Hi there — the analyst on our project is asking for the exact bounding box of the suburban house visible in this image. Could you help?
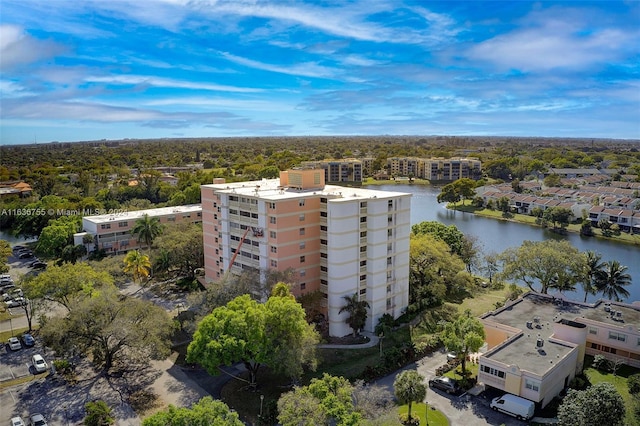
[0,181,32,198]
[200,169,411,337]
[479,293,640,408]
[78,205,202,254]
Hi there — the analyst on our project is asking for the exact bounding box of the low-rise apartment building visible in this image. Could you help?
[386,157,482,181]
[79,205,202,254]
[201,169,411,337]
[479,293,640,408]
[300,159,364,183]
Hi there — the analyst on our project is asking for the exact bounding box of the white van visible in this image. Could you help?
[490,393,535,420]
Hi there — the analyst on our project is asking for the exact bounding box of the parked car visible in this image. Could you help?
[22,333,35,347]
[0,274,12,283]
[29,414,47,426]
[32,354,48,373]
[30,261,47,270]
[7,336,22,351]
[10,416,25,426]
[1,283,16,291]
[428,376,461,394]
[490,393,535,421]
[18,251,34,259]
[6,297,27,308]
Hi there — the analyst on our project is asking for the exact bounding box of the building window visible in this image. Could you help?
[270,246,277,253]
[359,288,366,295]
[268,202,276,209]
[119,221,128,228]
[589,327,598,335]
[299,200,305,207]
[360,274,366,281]
[360,217,367,223]
[300,283,306,290]
[299,228,305,235]
[320,211,327,217]
[300,255,305,263]
[609,331,627,342]
[320,225,327,231]
[101,224,111,230]
[300,242,306,249]
[230,196,238,202]
[320,197,327,203]
[360,231,367,238]
[300,270,306,277]
[360,246,367,253]
[320,239,327,245]
[388,215,393,223]
[387,229,393,237]
[388,200,393,208]
[230,209,238,215]
[387,298,392,308]
[270,231,276,238]
[360,202,367,208]
[270,217,276,224]
[360,260,366,267]
[320,252,327,258]
[480,365,506,379]
[525,379,540,392]
[387,285,391,293]
[299,214,305,221]
[270,260,277,267]
[387,257,392,265]
[321,279,328,285]
[321,266,328,272]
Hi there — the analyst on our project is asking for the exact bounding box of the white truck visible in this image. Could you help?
[490,393,535,421]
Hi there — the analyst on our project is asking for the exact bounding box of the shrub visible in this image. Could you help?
[84,400,114,426]
[398,413,420,426]
[592,355,611,372]
[629,374,640,395]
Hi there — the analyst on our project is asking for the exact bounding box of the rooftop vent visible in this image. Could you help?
[536,338,544,348]
[604,305,611,312]
[526,320,533,329]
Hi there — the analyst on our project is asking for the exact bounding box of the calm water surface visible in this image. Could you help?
[374,184,640,303]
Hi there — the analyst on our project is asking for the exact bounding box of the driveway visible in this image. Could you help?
[375,349,527,426]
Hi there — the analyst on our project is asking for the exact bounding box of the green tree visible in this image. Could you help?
[84,400,114,426]
[153,222,203,279]
[544,173,562,187]
[18,276,48,332]
[28,262,114,311]
[41,287,173,371]
[409,233,466,310]
[411,221,466,256]
[0,239,11,273]
[440,311,485,374]
[542,207,573,230]
[499,240,583,294]
[123,250,151,284]
[557,383,625,426]
[131,214,163,252]
[394,370,426,422]
[437,183,460,206]
[37,215,81,258]
[339,293,370,337]
[453,178,477,201]
[187,285,319,388]
[278,388,328,426]
[142,397,243,426]
[596,260,632,301]
[581,251,605,302]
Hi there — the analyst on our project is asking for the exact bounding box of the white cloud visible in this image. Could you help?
[220,52,340,79]
[84,75,263,93]
[0,25,66,71]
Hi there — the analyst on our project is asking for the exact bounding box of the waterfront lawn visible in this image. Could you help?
[398,403,449,426]
[445,285,515,317]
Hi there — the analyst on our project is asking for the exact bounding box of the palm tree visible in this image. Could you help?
[596,260,631,302]
[131,214,163,252]
[123,250,152,284]
[339,293,370,337]
[394,370,426,423]
[582,251,605,302]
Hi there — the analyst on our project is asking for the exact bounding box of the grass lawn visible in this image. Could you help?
[0,325,29,341]
[445,286,514,317]
[398,403,449,426]
[584,361,639,426]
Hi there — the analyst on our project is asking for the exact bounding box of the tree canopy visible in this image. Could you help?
[123,250,151,284]
[131,213,163,251]
[41,286,173,371]
[153,222,203,279]
[394,370,427,422]
[411,221,466,257]
[142,397,243,426]
[28,262,114,310]
[440,311,485,374]
[187,284,319,387]
[499,240,584,294]
[557,382,625,426]
[339,293,370,337]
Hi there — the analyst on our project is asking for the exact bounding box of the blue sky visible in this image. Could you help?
[1,1,639,145]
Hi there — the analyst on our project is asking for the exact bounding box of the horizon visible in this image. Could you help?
[1,1,639,145]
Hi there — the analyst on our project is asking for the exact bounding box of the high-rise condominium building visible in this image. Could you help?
[201,169,411,337]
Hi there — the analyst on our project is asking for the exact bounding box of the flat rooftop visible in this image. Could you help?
[203,179,411,202]
[83,204,202,224]
[481,293,640,375]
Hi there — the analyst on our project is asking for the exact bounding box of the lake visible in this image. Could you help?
[373,184,640,303]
